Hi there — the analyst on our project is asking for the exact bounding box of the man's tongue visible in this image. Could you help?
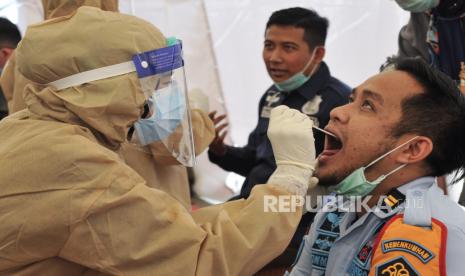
[320,149,339,157]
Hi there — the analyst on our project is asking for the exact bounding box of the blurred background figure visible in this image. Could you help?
[388,0,465,206]
[0,17,20,120]
[394,0,465,85]
[0,18,19,70]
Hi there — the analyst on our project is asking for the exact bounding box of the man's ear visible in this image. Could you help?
[396,136,433,164]
[4,48,13,59]
[314,46,325,64]
[0,48,14,68]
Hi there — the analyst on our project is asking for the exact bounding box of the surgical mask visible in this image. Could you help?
[134,81,186,145]
[395,0,439,12]
[335,136,419,196]
[274,47,320,92]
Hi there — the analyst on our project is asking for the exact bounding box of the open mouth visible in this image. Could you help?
[319,130,343,162]
[326,134,342,151]
[270,69,287,78]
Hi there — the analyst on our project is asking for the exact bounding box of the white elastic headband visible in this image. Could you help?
[48,61,136,91]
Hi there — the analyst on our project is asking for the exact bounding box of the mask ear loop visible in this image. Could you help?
[366,136,420,168]
[366,136,419,182]
[373,163,408,183]
[302,47,320,76]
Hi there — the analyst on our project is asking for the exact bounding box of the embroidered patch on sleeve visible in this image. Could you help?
[311,232,337,271]
[376,256,419,276]
[381,239,434,264]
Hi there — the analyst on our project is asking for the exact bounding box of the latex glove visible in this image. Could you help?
[267,105,317,196]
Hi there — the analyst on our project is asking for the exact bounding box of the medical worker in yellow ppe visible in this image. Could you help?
[0,7,318,275]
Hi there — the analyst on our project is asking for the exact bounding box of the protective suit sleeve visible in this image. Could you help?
[148,108,215,165]
[59,172,302,275]
[191,184,302,275]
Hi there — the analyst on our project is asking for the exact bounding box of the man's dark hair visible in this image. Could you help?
[265,7,328,49]
[391,57,465,181]
[0,17,21,49]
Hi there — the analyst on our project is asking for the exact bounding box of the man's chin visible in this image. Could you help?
[317,176,341,187]
[315,169,344,187]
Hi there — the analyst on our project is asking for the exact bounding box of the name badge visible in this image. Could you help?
[261,91,282,118]
[261,106,272,118]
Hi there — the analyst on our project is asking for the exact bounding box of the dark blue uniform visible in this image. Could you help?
[208,62,350,199]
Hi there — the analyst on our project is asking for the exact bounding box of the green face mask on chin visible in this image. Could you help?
[335,136,419,197]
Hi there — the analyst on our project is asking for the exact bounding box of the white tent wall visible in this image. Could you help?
[6,0,409,203]
[14,0,43,35]
[0,1,19,27]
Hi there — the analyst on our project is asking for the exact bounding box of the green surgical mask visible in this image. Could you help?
[274,47,320,92]
[335,136,419,196]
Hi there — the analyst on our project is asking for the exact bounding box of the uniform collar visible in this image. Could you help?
[396,176,435,194]
[271,61,331,100]
[372,176,436,219]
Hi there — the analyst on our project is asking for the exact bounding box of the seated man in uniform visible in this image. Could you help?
[288,57,465,275]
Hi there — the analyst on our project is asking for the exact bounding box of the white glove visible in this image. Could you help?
[267,105,317,196]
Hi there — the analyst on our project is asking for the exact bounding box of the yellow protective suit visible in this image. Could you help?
[0,7,301,275]
[0,0,215,210]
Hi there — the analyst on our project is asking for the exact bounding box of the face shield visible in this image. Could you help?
[132,39,195,166]
[48,38,195,166]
